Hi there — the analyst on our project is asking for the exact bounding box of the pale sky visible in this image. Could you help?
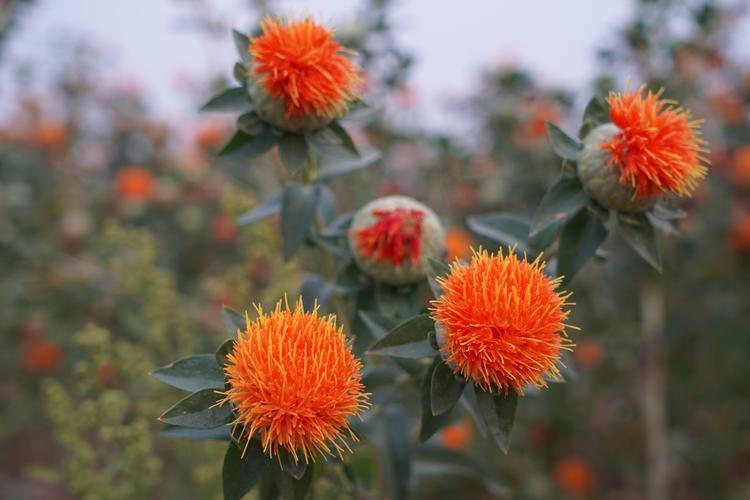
[1,0,747,134]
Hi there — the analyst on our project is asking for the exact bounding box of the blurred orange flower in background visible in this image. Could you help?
[195,120,228,150]
[116,167,155,201]
[22,339,63,374]
[440,419,473,451]
[730,146,750,189]
[211,213,238,244]
[729,206,750,253]
[553,457,596,496]
[32,121,67,150]
[444,226,473,261]
[574,339,604,370]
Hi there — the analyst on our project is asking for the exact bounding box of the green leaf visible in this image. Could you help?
[652,203,686,220]
[233,63,246,85]
[466,212,532,253]
[316,148,381,182]
[530,176,589,236]
[281,183,319,261]
[237,193,282,226]
[278,449,307,480]
[557,208,607,284]
[159,389,231,429]
[474,387,518,453]
[341,99,379,122]
[326,121,359,157]
[358,311,396,340]
[237,112,265,136]
[202,87,251,113]
[216,339,236,368]
[420,357,454,442]
[368,407,412,500]
[152,354,225,393]
[278,134,310,173]
[219,127,278,158]
[222,306,245,337]
[367,314,435,358]
[618,213,662,272]
[527,220,562,252]
[162,425,230,440]
[578,96,610,139]
[426,258,451,297]
[430,360,466,416]
[223,441,265,500]
[232,29,250,62]
[545,122,580,160]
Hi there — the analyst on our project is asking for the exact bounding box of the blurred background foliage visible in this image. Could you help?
[1,0,749,499]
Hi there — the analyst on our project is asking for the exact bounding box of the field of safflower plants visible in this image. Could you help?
[1,1,750,499]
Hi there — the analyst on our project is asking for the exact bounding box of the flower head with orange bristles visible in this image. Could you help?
[430,248,574,394]
[222,299,368,463]
[602,87,708,198]
[246,17,361,132]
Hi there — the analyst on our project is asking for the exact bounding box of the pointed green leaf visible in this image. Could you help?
[467,212,532,253]
[278,134,310,173]
[367,314,435,358]
[557,208,607,284]
[237,112,265,136]
[326,121,359,157]
[281,183,318,260]
[162,425,230,440]
[578,96,610,139]
[368,407,412,500]
[426,258,451,297]
[430,360,466,416]
[152,354,224,393]
[420,357,453,441]
[237,193,282,226]
[278,449,307,480]
[159,388,231,429]
[316,147,381,182]
[222,306,245,337]
[216,339,236,368]
[219,127,278,158]
[232,29,250,62]
[202,87,251,113]
[546,122,580,160]
[474,387,518,453]
[530,176,589,236]
[618,213,662,272]
[223,441,265,500]
[358,311,396,340]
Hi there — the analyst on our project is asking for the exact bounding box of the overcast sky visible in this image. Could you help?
[1,0,747,133]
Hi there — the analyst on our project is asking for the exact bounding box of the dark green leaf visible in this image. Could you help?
[219,127,278,158]
[326,121,359,157]
[368,407,412,500]
[237,193,282,226]
[162,425,230,440]
[430,360,466,416]
[578,96,610,139]
[233,63,246,85]
[459,387,487,437]
[222,306,245,337]
[557,208,607,284]
[466,212,532,253]
[316,148,381,182]
[367,314,435,358]
[426,258,451,297]
[216,339,236,368]
[281,183,319,260]
[315,184,337,226]
[237,112,265,136]
[152,354,225,393]
[546,122,580,160]
[341,99,379,122]
[527,220,561,252]
[259,469,279,500]
[278,134,310,173]
[201,87,251,113]
[299,274,338,311]
[159,388,231,429]
[358,311,396,340]
[475,387,518,453]
[223,441,264,500]
[618,213,662,272]
[232,29,250,62]
[646,212,678,236]
[530,176,588,236]
[420,357,453,441]
[652,203,686,220]
[278,449,307,480]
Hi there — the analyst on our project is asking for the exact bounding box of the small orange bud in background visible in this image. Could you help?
[444,227,473,261]
[573,340,604,370]
[116,167,154,201]
[195,120,227,150]
[729,206,750,253]
[730,146,750,189]
[440,419,473,451]
[32,121,67,150]
[553,457,596,496]
[211,213,238,244]
[22,339,63,374]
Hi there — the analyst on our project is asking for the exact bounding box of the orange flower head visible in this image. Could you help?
[116,167,154,201]
[249,17,361,120]
[222,299,368,463]
[356,207,425,267]
[440,419,473,451]
[431,248,574,393]
[602,86,708,199]
[553,457,596,496]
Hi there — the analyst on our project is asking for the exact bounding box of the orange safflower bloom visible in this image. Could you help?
[116,167,154,201]
[250,17,361,119]
[440,419,473,451]
[22,339,63,374]
[444,227,473,261]
[355,207,425,267]
[730,146,750,189]
[553,457,596,496]
[602,87,708,199]
[431,248,574,393]
[222,299,368,463]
